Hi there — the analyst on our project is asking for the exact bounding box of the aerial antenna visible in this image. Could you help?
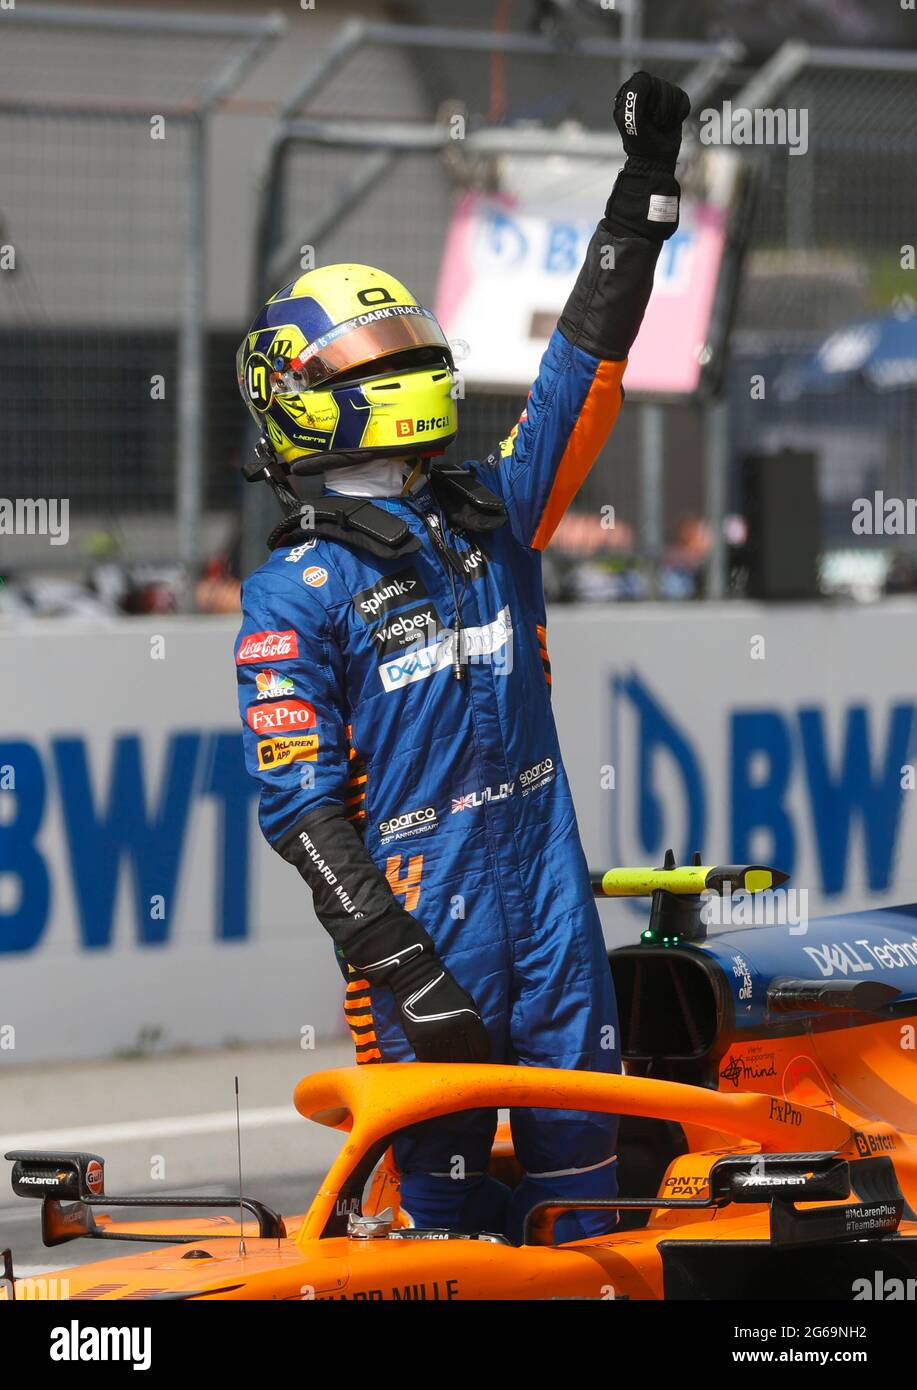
[234,1075,246,1258]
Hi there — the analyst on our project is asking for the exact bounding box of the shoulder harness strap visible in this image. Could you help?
[268,496,421,560]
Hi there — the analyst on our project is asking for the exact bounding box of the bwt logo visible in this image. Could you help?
[609,671,915,900]
[0,733,258,954]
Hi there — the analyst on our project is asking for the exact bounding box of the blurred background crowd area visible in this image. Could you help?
[2,0,917,616]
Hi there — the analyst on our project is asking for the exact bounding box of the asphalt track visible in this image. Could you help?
[0,1039,355,1275]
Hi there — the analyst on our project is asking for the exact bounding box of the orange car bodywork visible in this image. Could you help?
[7,1024,917,1301]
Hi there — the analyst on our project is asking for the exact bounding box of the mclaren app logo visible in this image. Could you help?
[256,734,320,770]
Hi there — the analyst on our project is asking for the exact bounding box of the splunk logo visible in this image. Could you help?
[0,732,258,954]
[609,670,916,901]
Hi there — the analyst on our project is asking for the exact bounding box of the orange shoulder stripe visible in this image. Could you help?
[530,357,626,551]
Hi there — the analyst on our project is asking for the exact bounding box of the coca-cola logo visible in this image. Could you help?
[247,699,316,734]
[236,629,299,665]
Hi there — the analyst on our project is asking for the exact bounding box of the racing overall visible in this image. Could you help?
[236,159,679,1239]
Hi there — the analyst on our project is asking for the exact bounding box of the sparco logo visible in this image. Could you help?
[354,568,427,622]
[520,757,554,787]
[768,1098,802,1127]
[237,630,299,664]
[624,88,638,136]
[379,806,438,842]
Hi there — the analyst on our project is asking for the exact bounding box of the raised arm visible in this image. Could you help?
[484,71,690,550]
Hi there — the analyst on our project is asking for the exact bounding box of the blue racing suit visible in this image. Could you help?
[236,208,668,1241]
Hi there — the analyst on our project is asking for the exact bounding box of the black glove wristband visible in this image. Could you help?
[606,156,681,243]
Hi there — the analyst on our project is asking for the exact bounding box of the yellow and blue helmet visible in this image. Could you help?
[237,264,457,475]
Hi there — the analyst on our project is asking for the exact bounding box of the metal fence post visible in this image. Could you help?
[176,112,207,599]
[705,397,729,600]
[640,402,664,599]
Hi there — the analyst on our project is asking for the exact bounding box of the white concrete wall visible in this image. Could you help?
[2,600,916,1062]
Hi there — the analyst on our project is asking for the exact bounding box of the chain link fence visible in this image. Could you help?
[244,21,736,577]
[5,12,917,592]
[724,46,917,553]
[0,3,282,583]
[251,26,917,591]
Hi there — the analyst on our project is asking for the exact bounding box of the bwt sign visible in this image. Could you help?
[609,671,917,904]
[0,732,257,954]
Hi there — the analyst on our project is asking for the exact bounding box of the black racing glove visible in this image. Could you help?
[614,70,690,171]
[607,70,690,243]
[279,808,490,1064]
[353,935,491,1065]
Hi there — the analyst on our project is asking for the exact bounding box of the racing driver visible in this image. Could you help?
[235,72,689,1241]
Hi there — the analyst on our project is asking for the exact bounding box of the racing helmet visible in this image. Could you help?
[237,264,457,476]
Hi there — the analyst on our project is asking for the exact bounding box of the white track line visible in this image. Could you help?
[1,1104,299,1151]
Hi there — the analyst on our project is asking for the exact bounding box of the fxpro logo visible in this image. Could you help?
[608,670,916,905]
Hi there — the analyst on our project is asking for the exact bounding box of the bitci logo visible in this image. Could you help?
[396,419,414,437]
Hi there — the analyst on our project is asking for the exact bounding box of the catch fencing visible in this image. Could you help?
[0,2,283,580]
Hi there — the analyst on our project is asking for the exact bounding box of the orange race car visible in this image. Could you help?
[4,859,917,1302]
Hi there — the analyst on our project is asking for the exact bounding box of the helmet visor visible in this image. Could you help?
[273,304,451,396]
